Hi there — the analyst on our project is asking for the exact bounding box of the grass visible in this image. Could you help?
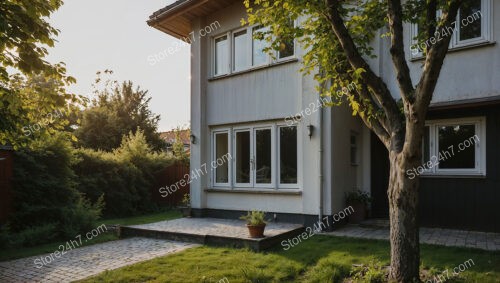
[0,210,181,262]
[80,235,500,283]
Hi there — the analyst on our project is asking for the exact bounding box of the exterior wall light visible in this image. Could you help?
[307,124,314,139]
[190,134,196,144]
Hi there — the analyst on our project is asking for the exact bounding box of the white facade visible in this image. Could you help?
[153,0,499,222]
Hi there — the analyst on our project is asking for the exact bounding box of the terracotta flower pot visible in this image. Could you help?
[348,202,367,224]
[246,224,266,238]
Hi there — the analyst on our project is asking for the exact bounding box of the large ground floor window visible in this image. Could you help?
[422,117,486,176]
[211,123,299,189]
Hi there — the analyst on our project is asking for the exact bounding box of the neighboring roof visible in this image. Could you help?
[160,129,191,145]
[148,0,238,39]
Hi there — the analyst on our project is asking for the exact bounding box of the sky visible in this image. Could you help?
[46,0,189,132]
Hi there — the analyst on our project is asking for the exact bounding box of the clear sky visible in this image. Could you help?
[46,0,189,132]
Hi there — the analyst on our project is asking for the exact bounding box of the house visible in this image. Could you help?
[160,129,191,154]
[148,0,500,232]
[0,145,14,224]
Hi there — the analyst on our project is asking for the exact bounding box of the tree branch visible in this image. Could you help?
[387,0,415,105]
[325,0,404,149]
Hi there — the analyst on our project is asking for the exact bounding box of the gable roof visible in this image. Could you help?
[148,0,238,39]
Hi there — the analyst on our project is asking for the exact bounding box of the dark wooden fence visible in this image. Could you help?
[0,147,14,224]
[152,162,190,207]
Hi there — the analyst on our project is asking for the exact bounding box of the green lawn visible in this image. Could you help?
[0,210,181,262]
[80,235,500,283]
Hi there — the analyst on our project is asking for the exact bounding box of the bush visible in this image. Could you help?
[73,130,174,217]
[6,134,103,248]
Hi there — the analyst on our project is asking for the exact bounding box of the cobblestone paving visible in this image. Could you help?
[323,225,500,251]
[130,217,303,239]
[0,237,197,283]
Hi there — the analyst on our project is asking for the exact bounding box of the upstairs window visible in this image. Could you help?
[214,35,229,75]
[410,0,491,58]
[212,24,296,77]
[233,29,249,71]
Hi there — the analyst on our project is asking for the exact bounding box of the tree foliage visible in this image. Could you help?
[75,71,165,151]
[0,0,78,147]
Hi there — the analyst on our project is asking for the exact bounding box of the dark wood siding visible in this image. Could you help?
[370,105,500,232]
[420,105,500,232]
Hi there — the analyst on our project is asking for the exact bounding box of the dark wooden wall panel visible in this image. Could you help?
[371,105,500,232]
[0,149,14,224]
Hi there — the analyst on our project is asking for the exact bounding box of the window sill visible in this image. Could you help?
[205,187,302,195]
[420,173,486,179]
[410,40,496,62]
[209,58,299,81]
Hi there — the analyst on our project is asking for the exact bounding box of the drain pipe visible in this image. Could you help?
[317,71,326,229]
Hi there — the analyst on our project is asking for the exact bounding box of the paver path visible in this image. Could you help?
[0,237,197,283]
[323,225,500,251]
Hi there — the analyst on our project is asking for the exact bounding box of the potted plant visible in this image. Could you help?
[240,210,267,238]
[345,190,372,224]
[179,193,191,217]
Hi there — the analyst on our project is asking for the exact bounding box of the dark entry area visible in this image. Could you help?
[370,133,389,218]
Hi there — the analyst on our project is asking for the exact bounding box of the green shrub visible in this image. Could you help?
[7,134,103,248]
[73,130,174,217]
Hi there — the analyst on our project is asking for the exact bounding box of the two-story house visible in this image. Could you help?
[148,0,499,232]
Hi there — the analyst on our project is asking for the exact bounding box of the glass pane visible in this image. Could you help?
[236,131,250,183]
[423,126,430,163]
[438,124,476,169]
[252,26,268,66]
[255,129,272,184]
[233,30,248,71]
[215,36,228,75]
[215,133,229,183]
[280,126,297,184]
[278,38,294,59]
[459,0,482,41]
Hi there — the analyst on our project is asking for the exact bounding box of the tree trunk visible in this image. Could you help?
[388,150,420,282]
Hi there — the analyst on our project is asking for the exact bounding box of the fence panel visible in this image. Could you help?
[152,163,190,207]
[0,149,13,224]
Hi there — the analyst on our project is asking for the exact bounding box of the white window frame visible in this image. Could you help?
[422,117,486,177]
[251,25,271,67]
[253,126,276,188]
[211,23,296,77]
[232,27,251,72]
[410,0,492,59]
[212,129,231,187]
[233,127,253,188]
[454,0,492,48]
[277,124,300,189]
[212,33,230,76]
[210,123,300,189]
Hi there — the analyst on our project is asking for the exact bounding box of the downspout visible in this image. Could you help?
[318,70,326,228]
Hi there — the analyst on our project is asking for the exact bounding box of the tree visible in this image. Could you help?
[245,0,465,281]
[75,71,166,151]
[0,0,75,147]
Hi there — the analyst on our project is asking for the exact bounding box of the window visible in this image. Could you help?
[214,132,229,185]
[422,118,486,176]
[252,26,269,66]
[233,30,249,71]
[211,124,298,189]
[214,35,229,75]
[255,128,272,184]
[410,0,491,58]
[279,126,298,185]
[212,24,295,76]
[235,130,251,185]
